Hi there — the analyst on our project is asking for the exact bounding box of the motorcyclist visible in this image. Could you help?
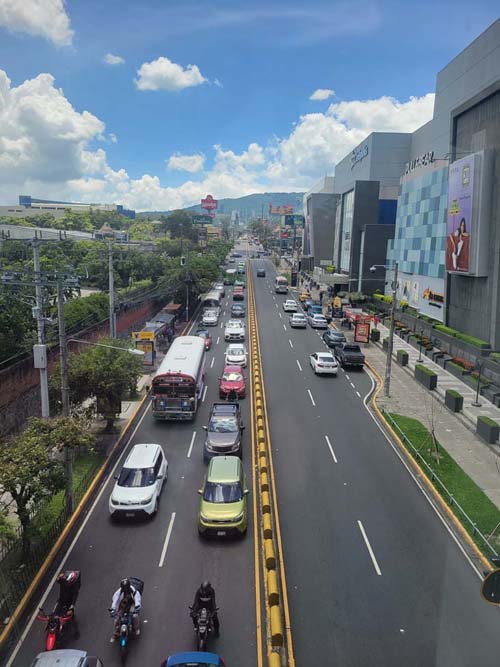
[190,581,219,636]
[53,570,81,616]
[109,578,141,643]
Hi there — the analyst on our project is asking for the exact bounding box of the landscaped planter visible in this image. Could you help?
[445,389,463,413]
[370,328,380,343]
[414,363,437,390]
[397,349,409,367]
[477,416,500,444]
[446,361,467,380]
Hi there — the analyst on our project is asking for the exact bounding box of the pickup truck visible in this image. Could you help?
[335,343,365,369]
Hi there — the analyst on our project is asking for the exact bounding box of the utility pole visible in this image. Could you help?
[57,278,74,514]
[32,239,50,417]
[108,240,116,338]
[384,262,399,398]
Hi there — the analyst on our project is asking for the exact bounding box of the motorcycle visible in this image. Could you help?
[191,606,217,651]
[36,607,76,651]
[110,576,144,665]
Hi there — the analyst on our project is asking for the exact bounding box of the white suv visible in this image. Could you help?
[225,319,245,341]
[109,443,168,518]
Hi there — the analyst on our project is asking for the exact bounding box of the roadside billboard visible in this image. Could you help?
[446,155,473,273]
[354,322,370,343]
[201,194,218,211]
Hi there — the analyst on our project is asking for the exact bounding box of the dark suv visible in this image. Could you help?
[231,303,246,317]
[203,403,244,463]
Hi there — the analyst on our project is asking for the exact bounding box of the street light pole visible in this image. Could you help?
[471,361,483,407]
[32,240,50,417]
[384,261,399,398]
[57,278,73,514]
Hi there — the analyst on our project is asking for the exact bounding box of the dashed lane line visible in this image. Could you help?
[325,435,338,463]
[296,360,303,371]
[202,385,208,402]
[158,512,177,567]
[307,389,316,407]
[187,430,196,458]
[357,520,382,576]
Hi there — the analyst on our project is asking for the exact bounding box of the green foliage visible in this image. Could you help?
[0,417,94,543]
[490,352,500,362]
[446,389,463,399]
[399,299,408,309]
[348,292,366,304]
[64,292,109,332]
[478,416,499,428]
[434,324,490,349]
[0,291,34,364]
[373,293,393,303]
[435,324,458,336]
[415,363,437,377]
[66,338,143,430]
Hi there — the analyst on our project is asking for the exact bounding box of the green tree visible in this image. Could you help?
[66,338,143,431]
[0,416,94,550]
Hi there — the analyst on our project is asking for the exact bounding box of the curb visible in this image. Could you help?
[365,359,492,572]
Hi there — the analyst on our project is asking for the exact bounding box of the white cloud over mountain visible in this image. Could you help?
[135,56,208,91]
[0,0,73,46]
[0,67,435,211]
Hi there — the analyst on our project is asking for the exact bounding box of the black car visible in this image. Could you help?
[322,329,347,349]
[257,268,266,277]
[203,402,244,463]
[231,304,246,317]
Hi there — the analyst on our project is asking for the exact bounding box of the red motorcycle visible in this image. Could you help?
[36,607,76,651]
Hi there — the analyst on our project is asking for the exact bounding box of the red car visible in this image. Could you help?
[195,328,212,350]
[219,365,246,399]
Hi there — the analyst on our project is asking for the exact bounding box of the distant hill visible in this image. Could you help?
[137,192,304,220]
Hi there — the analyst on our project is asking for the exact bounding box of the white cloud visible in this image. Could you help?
[109,133,118,144]
[103,53,125,66]
[167,152,205,173]
[0,0,73,46]
[310,88,335,101]
[213,78,223,88]
[135,56,208,92]
[0,66,436,212]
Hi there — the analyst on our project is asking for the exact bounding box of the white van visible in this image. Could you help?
[109,443,168,518]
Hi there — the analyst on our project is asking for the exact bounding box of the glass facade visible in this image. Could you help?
[340,189,354,272]
[387,166,448,278]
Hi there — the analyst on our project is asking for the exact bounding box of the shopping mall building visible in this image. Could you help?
[308,19,500,347]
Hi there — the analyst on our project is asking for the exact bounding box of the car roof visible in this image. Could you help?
[165,651,222,666]
[312,313,326,318]
[31,650,89,667]
[124,443,161,469]
[196,328,209,334]
[227,343,244,349]
[207,455,242,483]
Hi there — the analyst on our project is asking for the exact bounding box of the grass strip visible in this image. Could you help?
[385,413,500,557]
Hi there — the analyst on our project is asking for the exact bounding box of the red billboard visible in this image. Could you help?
[201,194,218,211]
[354,322,370,343]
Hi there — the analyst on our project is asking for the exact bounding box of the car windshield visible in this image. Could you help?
[196,331,208,338]
[118,467,155,487]
[209,416,239,433]
[203,482,242,503]
[228,347,244,355]
[318,354,334,363]
[222,371,243,382]
[345,345,361,352]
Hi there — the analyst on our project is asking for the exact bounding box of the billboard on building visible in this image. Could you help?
[445,150,493,277]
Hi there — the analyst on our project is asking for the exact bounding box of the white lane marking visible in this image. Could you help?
[275,303,278,309]
[296,360,303,371]
[345,374,350,380]
[159,512,177,567]
[356,390,361,398]
[5,401,151,667]
[325,435,338,463]
[202,385,208,402]
[216,336,220,345]
[220,321,224,329]
[357,520,382,576]
[210,357,215,368]
[350,381,355,388]
[361,369,483,579]
[289,339,294,349]
[279,312,282,318]
[283,324,287,331]
[187,431,197,458]
[307,389,316,406]
[273,296,276,300]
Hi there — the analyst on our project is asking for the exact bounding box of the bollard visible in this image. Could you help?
[268,652,281,667]
[262,512,272,539]
[267,569,279,606]
[264,538,276,569]
[270,606,283,647]
[261,491,271,513]
[259,456,268,474]
[261,472,269,492]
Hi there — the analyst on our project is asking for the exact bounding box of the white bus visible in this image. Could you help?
[275,275,288,294]
[201,290,222,317]
[151,336,206,420]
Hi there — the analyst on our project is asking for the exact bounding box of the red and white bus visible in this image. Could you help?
[151,336,206,420]
[274,275,288,294]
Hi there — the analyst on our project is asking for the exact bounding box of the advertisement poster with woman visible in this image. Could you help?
[446,155,474,273]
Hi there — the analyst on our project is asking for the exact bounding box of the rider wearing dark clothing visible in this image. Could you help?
[54,571,81,616]
[191,581,219,636]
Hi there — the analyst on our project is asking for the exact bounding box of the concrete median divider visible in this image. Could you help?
[270,605,284,647]
[264,539,276,569]
[268,651,281,667]
[259,456,268,474]
[261,490,271,513]
[261,472,269,492]
[267,569,280,606]
[263,513,273,539]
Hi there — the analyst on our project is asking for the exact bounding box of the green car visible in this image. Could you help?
[198,456,249,537]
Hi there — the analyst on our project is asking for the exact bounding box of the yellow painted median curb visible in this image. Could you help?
[267,569,280,606]
[268,652,281,667]
[270,605,284,647]
[263,512,273,539]
[261,491,271,514]
[264,539,276,570]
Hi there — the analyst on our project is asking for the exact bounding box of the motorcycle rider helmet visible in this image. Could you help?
[120,578,132,593]
[200,581,212,595]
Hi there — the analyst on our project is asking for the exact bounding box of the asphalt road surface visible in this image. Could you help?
[251,256,500,667]
[10,272,258,666]
[10,239,500,667]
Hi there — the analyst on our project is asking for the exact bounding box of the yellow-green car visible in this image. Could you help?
[198,456,248,537]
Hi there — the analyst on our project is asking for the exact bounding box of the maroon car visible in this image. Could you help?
[195,328,212,351]
[219,365,246,399]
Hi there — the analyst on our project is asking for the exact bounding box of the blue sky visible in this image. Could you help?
[0,0,498,210]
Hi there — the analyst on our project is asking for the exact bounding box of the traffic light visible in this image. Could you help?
[180,256,186,267]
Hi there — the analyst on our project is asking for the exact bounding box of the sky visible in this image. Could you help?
[0,1,498,211]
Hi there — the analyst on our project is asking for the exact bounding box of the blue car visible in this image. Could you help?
[164,651,225,667]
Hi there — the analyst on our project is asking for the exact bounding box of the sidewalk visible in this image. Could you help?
[358,328,500,511]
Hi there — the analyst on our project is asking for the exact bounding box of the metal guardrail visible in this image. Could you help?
[384,411,499,557]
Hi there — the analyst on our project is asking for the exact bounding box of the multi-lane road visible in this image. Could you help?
[9,242,500,666]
